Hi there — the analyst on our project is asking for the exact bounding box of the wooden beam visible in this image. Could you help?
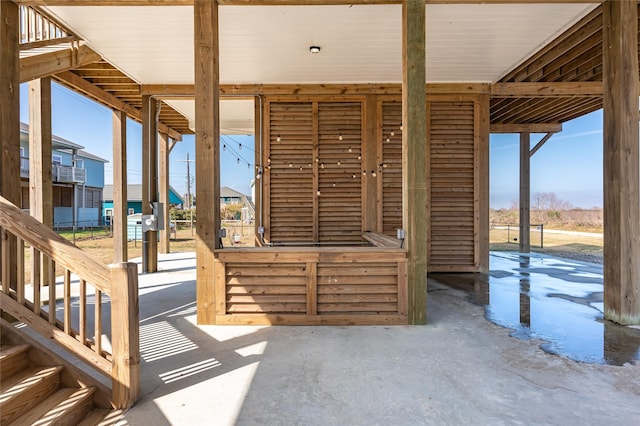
[194,0,220,325]
[519,132,530,253]
[54,71,182,141]
[491,82,604,97]
[1,0,20,290]
[28,78,53,228]
[477,94,490,273]
[490,123,562,133]
[0,0,20,206]
[363,95,378,232]
[141,83,490,96]
[603,0,640,325]
[141,95,158,273]
[16,1,607,6]
[402,0,427,325]
[20,44,100,83]
[159,132,170,254]
[112,109,127,263]
[529,131,554,157]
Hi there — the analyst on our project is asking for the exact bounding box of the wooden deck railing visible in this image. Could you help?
[0,196,139,409]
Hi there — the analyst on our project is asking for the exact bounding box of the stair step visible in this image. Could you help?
[0,365,63,425]
[78,408,123,426]
[0,344,31,379]
[16,386,96,426]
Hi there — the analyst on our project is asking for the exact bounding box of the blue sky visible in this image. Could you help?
[490,110,603,209]
[20,82,603,208]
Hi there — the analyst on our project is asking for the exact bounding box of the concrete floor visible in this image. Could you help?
[119,252,640,425]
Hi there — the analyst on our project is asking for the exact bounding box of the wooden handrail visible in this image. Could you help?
[0,195,139,409]
[0,195,109,291]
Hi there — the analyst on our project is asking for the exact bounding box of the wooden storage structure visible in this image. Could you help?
[213,246,407,325]
[260,93,488,269]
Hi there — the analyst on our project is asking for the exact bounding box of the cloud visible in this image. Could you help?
[549,129,603,141]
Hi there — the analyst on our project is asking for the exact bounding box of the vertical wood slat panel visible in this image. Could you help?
[380,101,403,237]
[95,289,102,355]
[16,238,24,303]
[317,102,363,242]
[47,258,55,324]
[79,278,86,345]
[428,100,476,270]
[267,102,314,242]
[32,248,40,314]
[64,268,71,334]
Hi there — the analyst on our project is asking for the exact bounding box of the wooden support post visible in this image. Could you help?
[402,0,427,325]
[141,95,158,272]
[29,77,53,289]
[109,262,140,409]
[476,94,490,272]
[519,132,530,253]
[0,1,20,289]
[112,109,127,263]
[28,77,53,229]
[159,133,170,254]
[603,0,640,325]
[194,0,220,324]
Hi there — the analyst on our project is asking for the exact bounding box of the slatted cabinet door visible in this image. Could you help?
[427,99,477,271]
[379,100,403,237]
[266,102,314,242]
[317,102,363,242]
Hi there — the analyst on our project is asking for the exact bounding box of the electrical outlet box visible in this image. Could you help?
[141,215,158,232]
[152,202,165,230]
[397,229,406,239]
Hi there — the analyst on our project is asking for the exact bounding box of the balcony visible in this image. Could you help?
[20,157,86,184]
[53,163,85,183]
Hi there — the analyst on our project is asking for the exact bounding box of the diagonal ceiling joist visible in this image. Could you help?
[20,44,100,82]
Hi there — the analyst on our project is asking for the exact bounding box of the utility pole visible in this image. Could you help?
[177,152,195,208]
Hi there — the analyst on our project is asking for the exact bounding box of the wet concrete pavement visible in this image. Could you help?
[429,251,640,365]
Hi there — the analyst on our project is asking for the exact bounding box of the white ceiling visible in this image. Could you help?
[45,3,598,133]
[165,98,255,135]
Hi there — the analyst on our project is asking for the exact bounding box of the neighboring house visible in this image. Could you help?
[102,184,184,224]
[19,122,107,228]
[221,186,254,220]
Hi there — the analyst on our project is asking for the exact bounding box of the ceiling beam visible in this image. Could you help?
[141,83,490,96]
[491,81,604,97]
[15,0,605,5]
[54,70,182,141]
[490,123,562,133]
[20,44,100,83]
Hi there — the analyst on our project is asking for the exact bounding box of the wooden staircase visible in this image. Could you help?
[0,333,118,425]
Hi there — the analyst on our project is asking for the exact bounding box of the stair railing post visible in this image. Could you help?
[109,262,139,409]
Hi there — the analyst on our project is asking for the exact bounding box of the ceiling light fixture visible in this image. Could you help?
[309,45,321,54]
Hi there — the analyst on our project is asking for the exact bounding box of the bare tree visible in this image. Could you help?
[532,192,572,222]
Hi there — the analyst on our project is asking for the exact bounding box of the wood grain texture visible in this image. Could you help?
[112,109,128,263]
[109,263,140,408]
[0,1,20,289]
[159,132,170,254]
[20,44,100,83]
[141,95,158,272]
[602,0,640,325]
[194,0,220,324]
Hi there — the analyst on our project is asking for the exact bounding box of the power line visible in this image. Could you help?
[177,152,195,208]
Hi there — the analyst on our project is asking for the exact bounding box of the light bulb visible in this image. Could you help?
[276,135,281,142]
[223,144,226,151]
[357,155,362,160]
[237,158,240,164]
[386,137,390,143]
[348,146,352,153]
[352,174,356,179]
[337,161,341,166]
[239,143,242,150]
[338,134,343,141]
[372,170,377,177]
[289,162,293,167]
[332,182,336,187]
[390,131,395,137]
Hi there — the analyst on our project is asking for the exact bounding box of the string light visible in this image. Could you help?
[348,146,352,153]
[238,143,242,150]
[247,163,250,169]
[299,166,303,171]
[321,163,325,169]
[371,170,377,177]
[362,170,367,176]
[386,136,391,143]
[317,190,321,196]
[237,158,240,164]
[338,133,343,141]
[337,160,341,166]
[289,162,293,167]
[276,135,281,142]
[352,174,356,179]
[267,157,271,163]
[390,131,395,137]
[223,144,227,151]
[332,182,336,187]
[357,155,362,160]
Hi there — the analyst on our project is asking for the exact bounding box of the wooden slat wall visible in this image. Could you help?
[317,262,398,314]
[266,102,314,242]
[427,99,477,271]
[318,102,362,242]
[379,100,403,237]
[225,263,307,314]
